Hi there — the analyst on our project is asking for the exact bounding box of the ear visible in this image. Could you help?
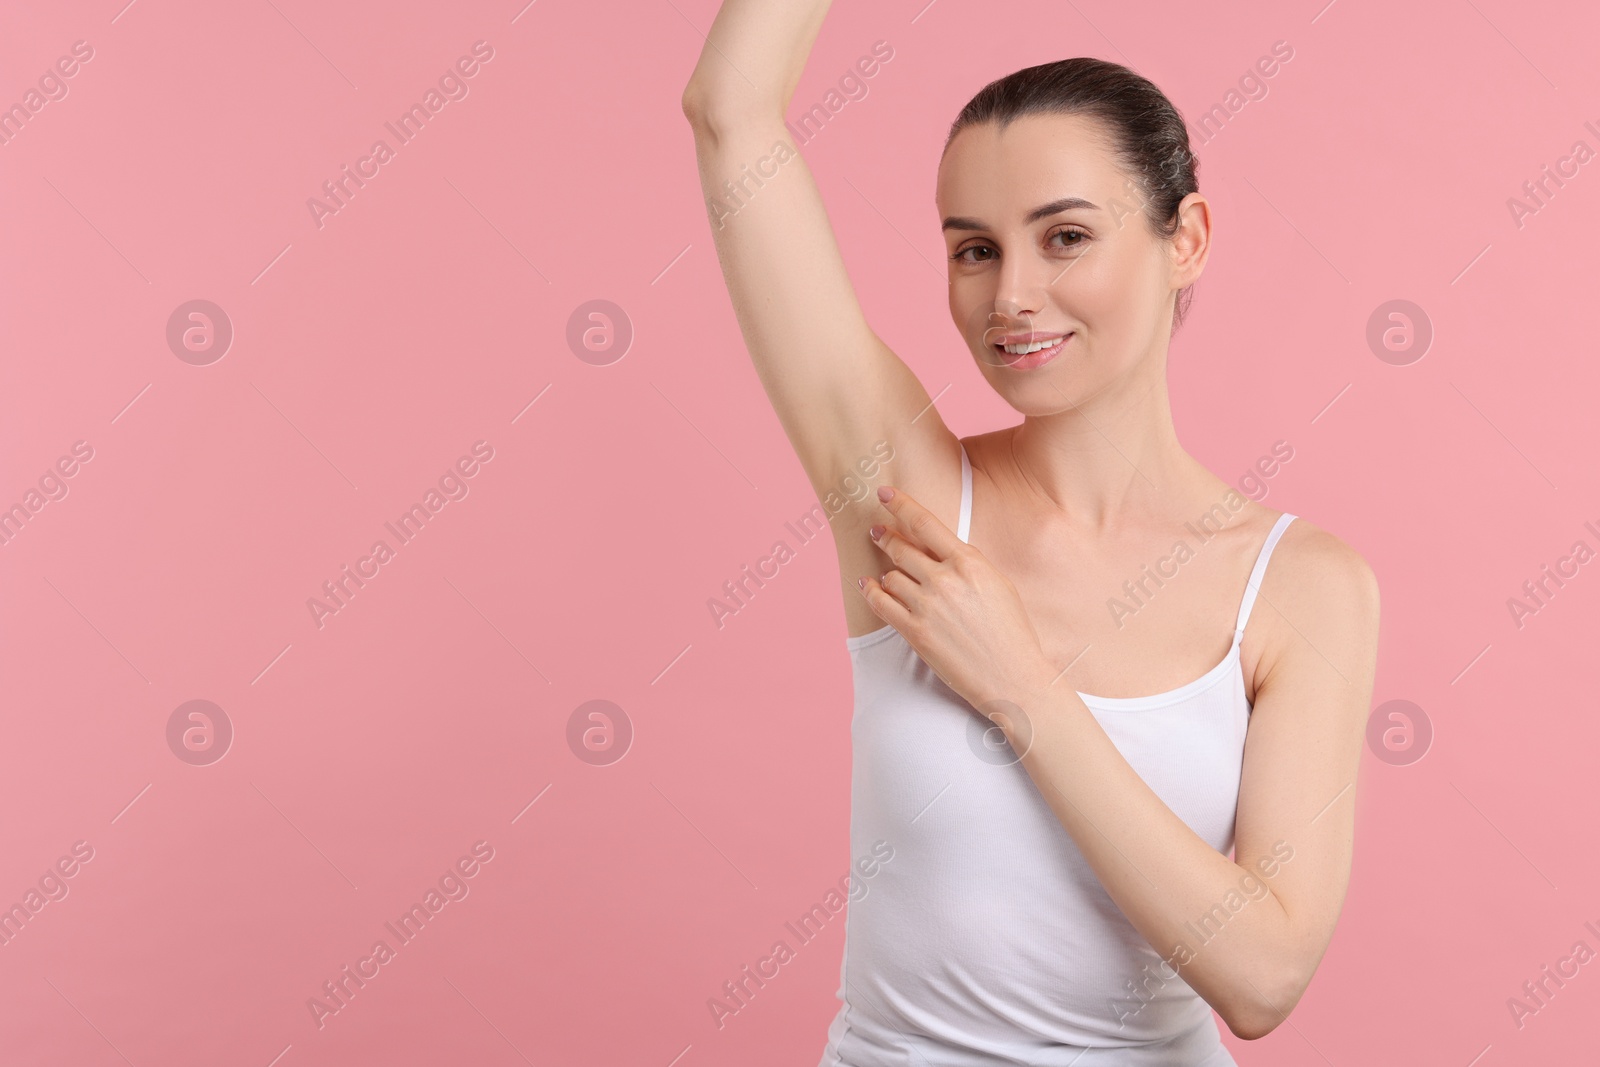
[1170,192,1211,289]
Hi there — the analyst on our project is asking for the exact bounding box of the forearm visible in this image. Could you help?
[998,679,1306,1038]
[681,0,834,122]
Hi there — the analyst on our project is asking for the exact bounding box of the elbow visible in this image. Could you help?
[1221,960,1312,1041]
[680,80,714,128]
[680,79,781,136]
[679,86,735,143]
[1224,1008,1279,1043]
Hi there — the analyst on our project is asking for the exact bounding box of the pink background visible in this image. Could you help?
[2,0,1598,1063]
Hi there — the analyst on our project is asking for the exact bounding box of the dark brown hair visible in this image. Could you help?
[945,58,1201,330]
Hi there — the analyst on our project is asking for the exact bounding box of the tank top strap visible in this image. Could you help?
[1234,512,1296,637]
[957,441,972,544]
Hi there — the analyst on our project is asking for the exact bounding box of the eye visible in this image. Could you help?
[951,242,996,264]
[951,227,1088,263]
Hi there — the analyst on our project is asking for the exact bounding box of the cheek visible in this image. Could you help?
[1051,245,1152,326]
[949,290,994,348]
[1058,242,1120,292]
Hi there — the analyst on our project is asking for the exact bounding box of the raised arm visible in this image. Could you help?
[680,0,957,562]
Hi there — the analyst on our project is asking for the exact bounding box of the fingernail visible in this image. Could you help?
[857,576,867,589]
[869,524,885,540]
[877,486,894,502]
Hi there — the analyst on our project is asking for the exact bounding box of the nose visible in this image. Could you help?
[989,247,1046,336]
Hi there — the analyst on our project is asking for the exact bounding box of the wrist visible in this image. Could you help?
[1014,655,1062,710]
[974,656,1061,754]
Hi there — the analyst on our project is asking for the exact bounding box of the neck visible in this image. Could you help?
[1007,369,1198,531]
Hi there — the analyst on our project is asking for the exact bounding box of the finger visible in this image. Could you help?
[877,567,925,613]
[875,484,965,562]
[856,573,912,631]
[869,523,937,583]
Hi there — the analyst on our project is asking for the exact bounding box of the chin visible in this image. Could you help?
[979,369,1080,416]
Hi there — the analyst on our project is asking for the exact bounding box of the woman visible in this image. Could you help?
[683,3,1379,1064]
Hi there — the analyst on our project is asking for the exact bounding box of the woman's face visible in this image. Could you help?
[936,112,1203,415]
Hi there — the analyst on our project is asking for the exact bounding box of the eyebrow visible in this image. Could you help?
[941,197,1100,232]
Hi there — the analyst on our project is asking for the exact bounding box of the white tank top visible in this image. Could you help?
[819,441,1295,1067]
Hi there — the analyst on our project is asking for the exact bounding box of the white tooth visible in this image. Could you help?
[1002,337,1059,355]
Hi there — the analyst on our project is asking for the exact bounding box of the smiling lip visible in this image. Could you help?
[995,333,1072,370]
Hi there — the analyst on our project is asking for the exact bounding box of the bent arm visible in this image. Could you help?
[999,526,1380,1040]
[680,0,952,510]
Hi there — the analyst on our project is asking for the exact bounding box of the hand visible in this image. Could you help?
[857,484,1058,715]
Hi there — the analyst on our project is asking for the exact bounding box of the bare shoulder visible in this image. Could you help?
[1268,516,1380,615]
[1252,515,1381,694]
